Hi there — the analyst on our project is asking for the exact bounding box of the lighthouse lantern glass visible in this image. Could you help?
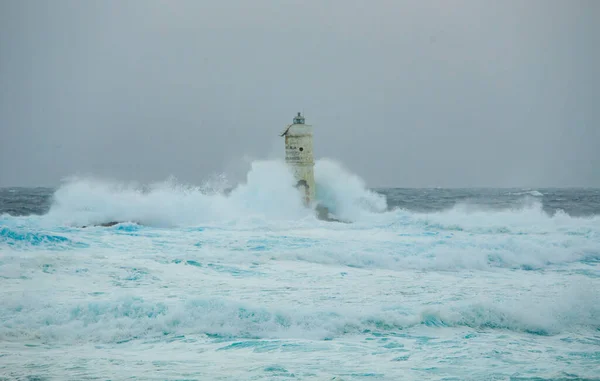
[293,112,305,124]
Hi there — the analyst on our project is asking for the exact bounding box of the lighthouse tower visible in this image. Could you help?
[280,112,315,206]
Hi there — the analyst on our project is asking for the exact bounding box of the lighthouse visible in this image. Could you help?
[280,112,315,206]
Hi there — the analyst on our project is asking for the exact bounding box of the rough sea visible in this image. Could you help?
[1,159,599,380]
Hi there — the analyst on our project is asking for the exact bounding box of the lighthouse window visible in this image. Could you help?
[299,147,304,151]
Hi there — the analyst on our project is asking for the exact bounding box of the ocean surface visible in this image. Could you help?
[1,159,599,380]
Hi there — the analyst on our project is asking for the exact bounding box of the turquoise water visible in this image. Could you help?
[1,160,599,380]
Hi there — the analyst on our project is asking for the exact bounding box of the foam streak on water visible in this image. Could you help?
[0,159,599,380]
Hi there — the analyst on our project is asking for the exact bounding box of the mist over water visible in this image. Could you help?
[1,159,599,380]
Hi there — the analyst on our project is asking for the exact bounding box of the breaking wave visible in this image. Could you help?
[314,159,388,221]
[509,190,545,197]
[1,284,597,344]
[40,159,387,228]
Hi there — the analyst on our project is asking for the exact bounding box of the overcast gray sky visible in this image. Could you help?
[1,0,598,188]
